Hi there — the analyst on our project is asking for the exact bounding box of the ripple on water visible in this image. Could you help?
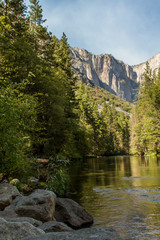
[67,156,160,240]
[93,187,115,193]
[123,187,160,204]
[123,176,155,180]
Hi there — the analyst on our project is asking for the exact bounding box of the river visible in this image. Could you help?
[66,156,160,239]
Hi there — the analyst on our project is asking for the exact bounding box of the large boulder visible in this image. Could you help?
[0,183,21,210]
[38,221,72,232]
[5,217,42,227]
[54,198,93,229]
[15,189,56,222]
[22,227,123,240]
[0,217,45,240]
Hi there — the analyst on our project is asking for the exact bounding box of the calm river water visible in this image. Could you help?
[66,156,160,239]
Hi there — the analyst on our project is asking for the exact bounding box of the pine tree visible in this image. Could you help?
[28,0,48,54]
[0,0,38,85]
[29,0,46,26]
[130,63,160,155]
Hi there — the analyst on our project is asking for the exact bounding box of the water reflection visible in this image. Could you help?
[67,156,160,239]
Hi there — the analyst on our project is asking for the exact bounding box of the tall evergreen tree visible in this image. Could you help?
[29,0,46,26]
[130,63,160,155]
[0,0,38,85]
[28,0,48,54]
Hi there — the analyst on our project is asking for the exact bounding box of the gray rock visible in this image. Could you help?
[15,189,56,222]
[0,217,7,223]
[71,48,160,102]
[70,48,138,102]
[0,205,18,218]
[0,220,45,240]
[0,183,21,210]
[0,196,22,218]
[54,198,93,229]
[5,217,42,227]
[39,221,72,232]
[133,52,160,83]
[22,227,122,240]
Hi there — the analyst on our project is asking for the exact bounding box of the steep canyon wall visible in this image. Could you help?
[70,48,160,102]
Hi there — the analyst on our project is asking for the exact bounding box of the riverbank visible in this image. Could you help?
[0,182,122,240]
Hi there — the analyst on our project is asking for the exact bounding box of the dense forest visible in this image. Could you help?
[0,0,160,187]
[130,63,160,156]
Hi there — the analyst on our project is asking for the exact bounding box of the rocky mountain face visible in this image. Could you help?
[70,48,160,102]
[132,52,160,83]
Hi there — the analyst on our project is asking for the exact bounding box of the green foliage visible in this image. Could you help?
[85,84,132,113]
[29,0,46,26]
[47,169,70,197]
[0,82,37,177]
[76,81,130,156]
[130,63,160,155]
[44,156,71,196]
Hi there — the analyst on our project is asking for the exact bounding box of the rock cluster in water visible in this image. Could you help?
[0,183,122,240]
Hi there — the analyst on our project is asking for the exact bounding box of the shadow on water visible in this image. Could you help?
[66,156,160,240]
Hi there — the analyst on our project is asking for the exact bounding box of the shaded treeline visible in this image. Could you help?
[0,0,131,179]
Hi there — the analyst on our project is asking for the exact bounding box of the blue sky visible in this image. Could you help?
[25,0,160,65]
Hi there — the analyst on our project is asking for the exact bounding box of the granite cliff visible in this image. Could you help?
[132,52,160,83]
[70,48,160,102]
